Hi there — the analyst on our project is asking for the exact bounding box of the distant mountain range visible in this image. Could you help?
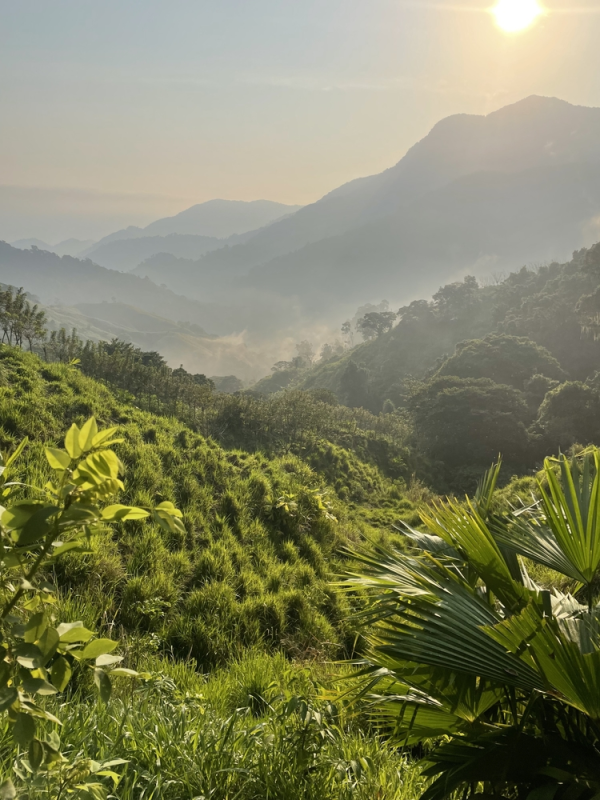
[172,96,600,309]
[11,238,94,258]
[6,95,600,378]
[86,199,301,247]
[0,242,222,330]
[80,234,225,272]
[73,199,302,270]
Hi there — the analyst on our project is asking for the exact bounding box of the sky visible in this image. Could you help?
[1,0,600,240]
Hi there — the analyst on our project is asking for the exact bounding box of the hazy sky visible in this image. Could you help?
[2,0,600,239]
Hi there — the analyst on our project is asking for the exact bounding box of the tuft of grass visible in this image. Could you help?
[0,651,425,800]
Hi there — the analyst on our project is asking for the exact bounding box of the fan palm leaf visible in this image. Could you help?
[346,451,600,798]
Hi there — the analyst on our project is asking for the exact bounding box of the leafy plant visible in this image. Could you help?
[0,417,183,798]
[348,452,600,800]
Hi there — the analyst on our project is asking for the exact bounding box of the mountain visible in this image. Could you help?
[10,96,600,348]
[53,238,96,257]
[11,238,96,257]
[82,233,224,271]
[11,238,51,251]
[90,199,302,248]
[0,241,227,332]
[0,243,301,377]
[165,96,600,311]
[243,160,600,309]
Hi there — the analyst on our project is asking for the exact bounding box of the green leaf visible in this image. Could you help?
[153,509,186,535]
[57,622,94,643]
[29,738,44,771]
[78,418,98,453]
[18,699,61,725]
[93,668,112,703]
[95,654,122,667]
[1,502,44,531]
[45,730,61,752]
[78,639,118,661]
[52,540,92,557]
[0,687,17,711]
[45,447,71,471]
[155,501,183,518]
[17,506,59,547]
[36,627,59,665]
[13,712,35,747]
[24,613,48,644]
[109,668,142,678]
[91,427,120,447]
[0,779,16,800]
[421,499,528,613]
[4,437,28,471]
[51,656,72,691]
[64,423,83,459]
[21,676,58,696]
[101,504,149,522]
[15,642,43,669]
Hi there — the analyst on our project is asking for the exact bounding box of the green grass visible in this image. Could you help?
[0,345,432,798]
[0,347,425,669]
[0,651,425,799]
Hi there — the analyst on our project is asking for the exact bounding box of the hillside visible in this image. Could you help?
[0,346,419,666]
[41,301,274,381]
[0,241,233,332]
[246,242,600,488]
[92,198,303,246]
[11,237,95,257]
[159,96,600,313]
[298,244,600,404]
[9,98,600,346]
[83,233,225,271]
[243,161,600,309]
[0,343,431,797]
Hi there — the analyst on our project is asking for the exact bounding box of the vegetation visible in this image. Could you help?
[349,452,600,800]
[292,245,600,488]
[0,347,430,798]
[4,243,600,796]
[0,417,182,797]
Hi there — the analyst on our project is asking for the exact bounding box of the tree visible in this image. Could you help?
[533,381,600,451]
[348,453,600,800]
[0,287,46,350]
[340,361,370,409]
[409,376,530,481]
[295,340,315,366]
[20,302,47,351]
[432,275,479,319]
[319,341,344,362]
[341,320,354,348]
[356,311,397,341]
[436,334,565,390]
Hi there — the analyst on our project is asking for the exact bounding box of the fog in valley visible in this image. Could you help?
[5,96,600,384]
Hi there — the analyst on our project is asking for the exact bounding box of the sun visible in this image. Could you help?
[492,0,544,33]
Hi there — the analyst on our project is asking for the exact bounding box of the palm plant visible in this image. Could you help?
[347,452,600,800]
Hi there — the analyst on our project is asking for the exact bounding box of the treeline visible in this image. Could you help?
[0,288,411,486]
[0,286,46,349]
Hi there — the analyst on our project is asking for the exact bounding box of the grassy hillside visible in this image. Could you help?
[0,346,421,670]
[0,345,432,798]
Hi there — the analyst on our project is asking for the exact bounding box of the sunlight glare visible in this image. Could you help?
[492,0,544,33]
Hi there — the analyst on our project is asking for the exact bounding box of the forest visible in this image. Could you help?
[1,243,600,797]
